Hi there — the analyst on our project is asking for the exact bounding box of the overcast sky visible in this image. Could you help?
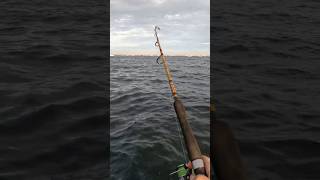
[111,0,210,56]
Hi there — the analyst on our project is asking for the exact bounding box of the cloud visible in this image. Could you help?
[111,0,210,56]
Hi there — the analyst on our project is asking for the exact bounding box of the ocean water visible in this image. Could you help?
[213,0,320,179]
[0,0,108,179]
[110,56,210,180]
[1,0,319,179]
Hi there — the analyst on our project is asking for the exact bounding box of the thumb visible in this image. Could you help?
[190,174,210,180]
[202,155,211,178]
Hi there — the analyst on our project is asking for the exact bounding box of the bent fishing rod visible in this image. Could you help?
[154,26,207,178]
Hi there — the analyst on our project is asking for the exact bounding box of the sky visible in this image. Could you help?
[110,0,210,56]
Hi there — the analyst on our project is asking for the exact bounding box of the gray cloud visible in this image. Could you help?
[111,0,210,56]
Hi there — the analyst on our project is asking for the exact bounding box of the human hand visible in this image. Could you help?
[189,155,210,180]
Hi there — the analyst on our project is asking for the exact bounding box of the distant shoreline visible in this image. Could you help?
[110,55,210,57]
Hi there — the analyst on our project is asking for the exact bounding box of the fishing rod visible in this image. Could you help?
[154,26,207,179]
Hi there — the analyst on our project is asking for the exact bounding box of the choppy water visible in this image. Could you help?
[213,0,320,179]
[110,56,210,180]
[1,0,319,179]
[0,0,108,179]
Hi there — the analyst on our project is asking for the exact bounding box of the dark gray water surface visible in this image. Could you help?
[0,0,108,179]
[213,0,320,179]
[110,56,210,180]
[1,0,320,179]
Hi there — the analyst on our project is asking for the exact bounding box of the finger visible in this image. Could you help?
[201,155,211,178]
[195,175,210,180]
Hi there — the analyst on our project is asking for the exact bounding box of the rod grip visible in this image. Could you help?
[173,97,206,175]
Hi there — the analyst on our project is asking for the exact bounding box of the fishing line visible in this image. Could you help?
[173,101,188,163]
[165,91,188,163]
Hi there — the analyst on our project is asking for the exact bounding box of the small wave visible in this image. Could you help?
[218,45,249,53]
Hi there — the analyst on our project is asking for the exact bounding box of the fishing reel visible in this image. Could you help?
[170,163,192,180]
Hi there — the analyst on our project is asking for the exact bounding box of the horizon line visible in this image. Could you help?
[110,54,210,57]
